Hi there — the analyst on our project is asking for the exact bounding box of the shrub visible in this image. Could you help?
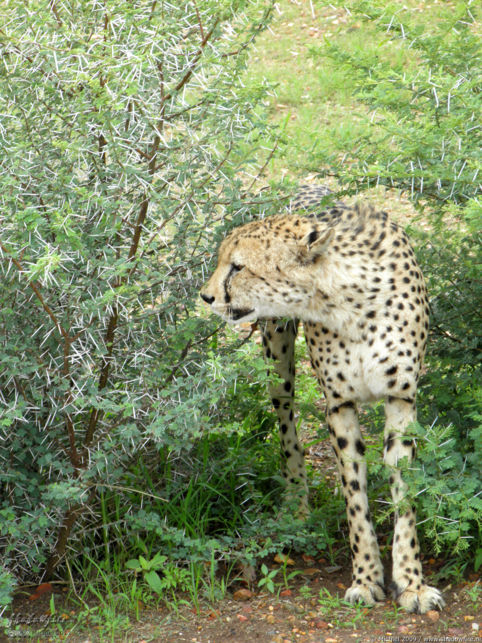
[0,0,279,611]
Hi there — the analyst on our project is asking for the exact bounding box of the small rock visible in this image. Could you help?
[427,610,440,622]
[472,622,479,632]
[398,625,410,634]
[314,620,329,630]
[233,588,253,601]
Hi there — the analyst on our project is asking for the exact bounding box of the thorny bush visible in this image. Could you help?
[0,0,282,613]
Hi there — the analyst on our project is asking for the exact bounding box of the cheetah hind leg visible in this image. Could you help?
[260,320,309,519]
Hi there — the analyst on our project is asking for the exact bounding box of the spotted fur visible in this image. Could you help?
[201,185,444,613]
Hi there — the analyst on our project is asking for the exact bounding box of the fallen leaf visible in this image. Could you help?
[233,588,253,601]
[29,583,53,601]
[337,582,346,590]
[280,589,292,597]
[274,553,295,565]
[427,610,440,622]
[314,620,329,629]
[302,554,316,564]
[300,567,320,576]
[236,614,249,622]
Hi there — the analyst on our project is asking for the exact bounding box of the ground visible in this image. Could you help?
[4,569,480,642]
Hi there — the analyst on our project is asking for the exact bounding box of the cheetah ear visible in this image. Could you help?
[298,227,334,263]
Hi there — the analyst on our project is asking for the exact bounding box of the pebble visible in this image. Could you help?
[233,588,253,601]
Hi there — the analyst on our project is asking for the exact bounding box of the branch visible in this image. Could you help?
[164,326,222,386]
[48,0,62,26]
[63,338,82,469]
[0,241,68,340]
[161,18,219,105]
[84,305,118,446]
[245,137,280,194]
[193,0,205,41]
[0,243,86,469]
[221,4,274,58]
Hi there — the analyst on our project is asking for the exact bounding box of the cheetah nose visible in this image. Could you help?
[201,293,215,305]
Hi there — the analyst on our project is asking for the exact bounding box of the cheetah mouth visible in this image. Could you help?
[228,307,256,322]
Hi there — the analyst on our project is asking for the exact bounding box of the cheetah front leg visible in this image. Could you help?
[260,320,308,516]
[326,399,385,605]
[384,396,444,613]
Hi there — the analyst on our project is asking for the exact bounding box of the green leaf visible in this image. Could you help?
[144,570,165,596]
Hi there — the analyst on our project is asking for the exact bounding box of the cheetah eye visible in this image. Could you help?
[230,263,243,274]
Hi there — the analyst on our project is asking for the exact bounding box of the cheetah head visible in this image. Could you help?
[200,215,334,324]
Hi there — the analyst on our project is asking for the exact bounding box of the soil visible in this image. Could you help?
[4,567,480,642]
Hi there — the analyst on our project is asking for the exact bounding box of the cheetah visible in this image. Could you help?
[200,185,444,614]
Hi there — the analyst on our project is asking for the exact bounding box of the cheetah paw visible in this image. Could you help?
[345,581,385,606]
[392,583,445,614]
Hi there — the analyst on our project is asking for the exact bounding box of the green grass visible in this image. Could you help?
[248,0,456,185]
[317,587,371,629]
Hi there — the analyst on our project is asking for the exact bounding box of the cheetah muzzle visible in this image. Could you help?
[200,185,444,613]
